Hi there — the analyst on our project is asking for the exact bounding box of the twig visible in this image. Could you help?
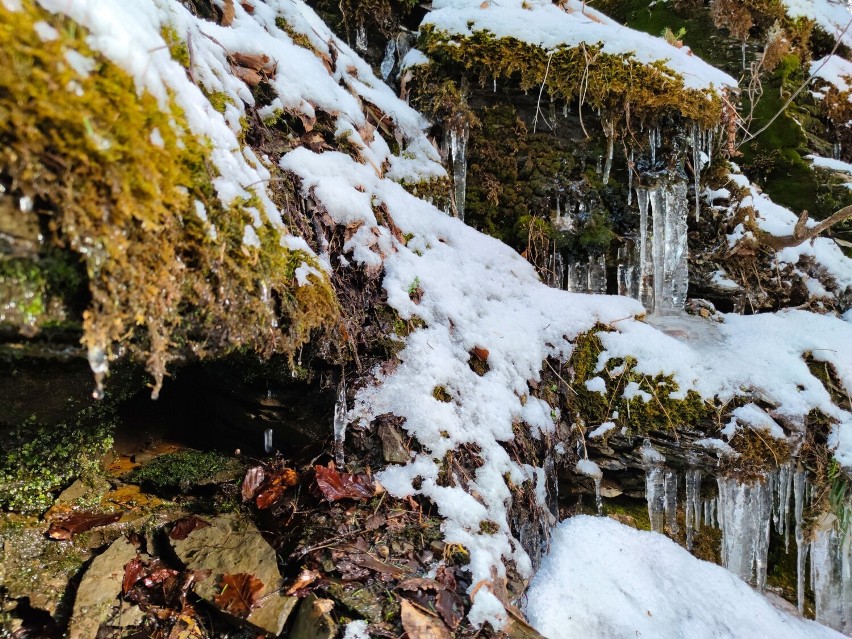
[533,50,555,134]
[738,17,852,148]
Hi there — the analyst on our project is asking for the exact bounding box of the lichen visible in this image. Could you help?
[0,4,338,396]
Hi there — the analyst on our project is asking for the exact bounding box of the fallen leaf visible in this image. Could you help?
[284,568,320,595]
[241,466,266,501]
[123,556,147,594]
[398,577,442,591]
[231,52,272,72]
[314,464,376,502]
[214,573,264,618]
[436,588,462,630]
[143,560,179,587]
[471,346,489,361]
[255,467,299,509]
[239,2,254,14]
[221,0,235,26]
[233,65,262,86]
[400,599,450,639]
[46,512,121,540]
[169,515,211,541]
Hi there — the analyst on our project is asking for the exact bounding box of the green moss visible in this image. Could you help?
[206,90,233,114]
[160,25,190,68]
[420,25,723,129]
[0,4,338,396]
[0,407,114,513]
[432,386,452,403]
[127,450,243,494]
[567,326,711,435]
[478,519,499,535]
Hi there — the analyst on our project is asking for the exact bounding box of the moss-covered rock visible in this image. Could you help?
[0,3,339,398]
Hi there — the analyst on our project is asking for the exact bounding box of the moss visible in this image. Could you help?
[0,407,114,513]
[721,428,792,478]
[567,326,711,435]
[0,4,338,397]
[160,25,190,68]
[432,386,452,403]
[478,519,499,535]
[127,450,243,494]
[419,26,723,129]
[206,90,233,114]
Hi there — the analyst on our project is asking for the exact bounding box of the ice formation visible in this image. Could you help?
[636,180,689,314]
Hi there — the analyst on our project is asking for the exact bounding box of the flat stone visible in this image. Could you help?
[68,536,138,639]
[170,513,297,635]
[289,594,337,639]
[379,422,409,464]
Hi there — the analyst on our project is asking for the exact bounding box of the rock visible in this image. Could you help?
[105,600,145,628]
[379,422,409,464]
[170,513,297,635]
[326,580,384,622]
[289,594,337,639]
[68,536,137,639]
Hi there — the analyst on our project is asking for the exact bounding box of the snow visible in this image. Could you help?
[724,166,852,292]
[525,516,844,639]
[810,55,852,94]
[588,421,616,438]
[342,620,369,639]
[423,0,735,92]
[584,376,606,394]
[27,0,852,629]
[808,154,852,175]
[575,458,602,479]
[784,0,852,49]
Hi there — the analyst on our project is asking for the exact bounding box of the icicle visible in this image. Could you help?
[642,182,688,314]
[355,21,367,52]
[594,476,603,515]
[717,475,772,588]
[643,439,666,534]
[794,469,807,613]
[811,523,852,632]
[448,127,469,221]
[263,428,274,454]
[649,129,656,167]
[665,470,679,536]
[87,345,108,400]
[646,466,666,533]
[691,124,702,222]
[588,254,607,294]
[686,470,701,550]
[602,121,614,186]
[636,188,653,311]
[627,148,634,206]
[380,39,396,80]
[333,379,347,467]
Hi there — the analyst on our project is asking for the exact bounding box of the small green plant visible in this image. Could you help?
[128,450,243,493]
[407,277,421,295]
[661,26,687,47]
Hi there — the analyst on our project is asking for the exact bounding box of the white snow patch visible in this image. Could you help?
[526,516,845,639]
[588,421,616,439]
[575,458,602,479]
[584,376,606,394]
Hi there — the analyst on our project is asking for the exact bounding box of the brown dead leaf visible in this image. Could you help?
[400,599,451,639]
[241,465,266,502]
[255,467,298,509]
[221,0,235,26]
[233,65,263,86]
[213,573,264,618]
[471,346,489,362]
[46,511,121,540]
[169,515,211,541]
[284,568,320,595]
[315,464,376,502]
[231,52,272,72]
[239,2,254,14]
[123,556,146,594]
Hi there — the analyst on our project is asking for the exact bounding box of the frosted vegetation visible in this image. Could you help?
[6,0,852,635]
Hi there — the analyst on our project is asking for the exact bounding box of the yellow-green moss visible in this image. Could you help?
[419,26,723,129]
[567,326,711,435]
[0,4,338,395]
[160,25,190,68]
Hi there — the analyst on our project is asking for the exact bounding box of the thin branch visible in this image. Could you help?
[533,50,555,134]
[738,17,852,148]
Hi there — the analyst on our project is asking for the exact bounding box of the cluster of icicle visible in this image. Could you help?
[641,442,852,633]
